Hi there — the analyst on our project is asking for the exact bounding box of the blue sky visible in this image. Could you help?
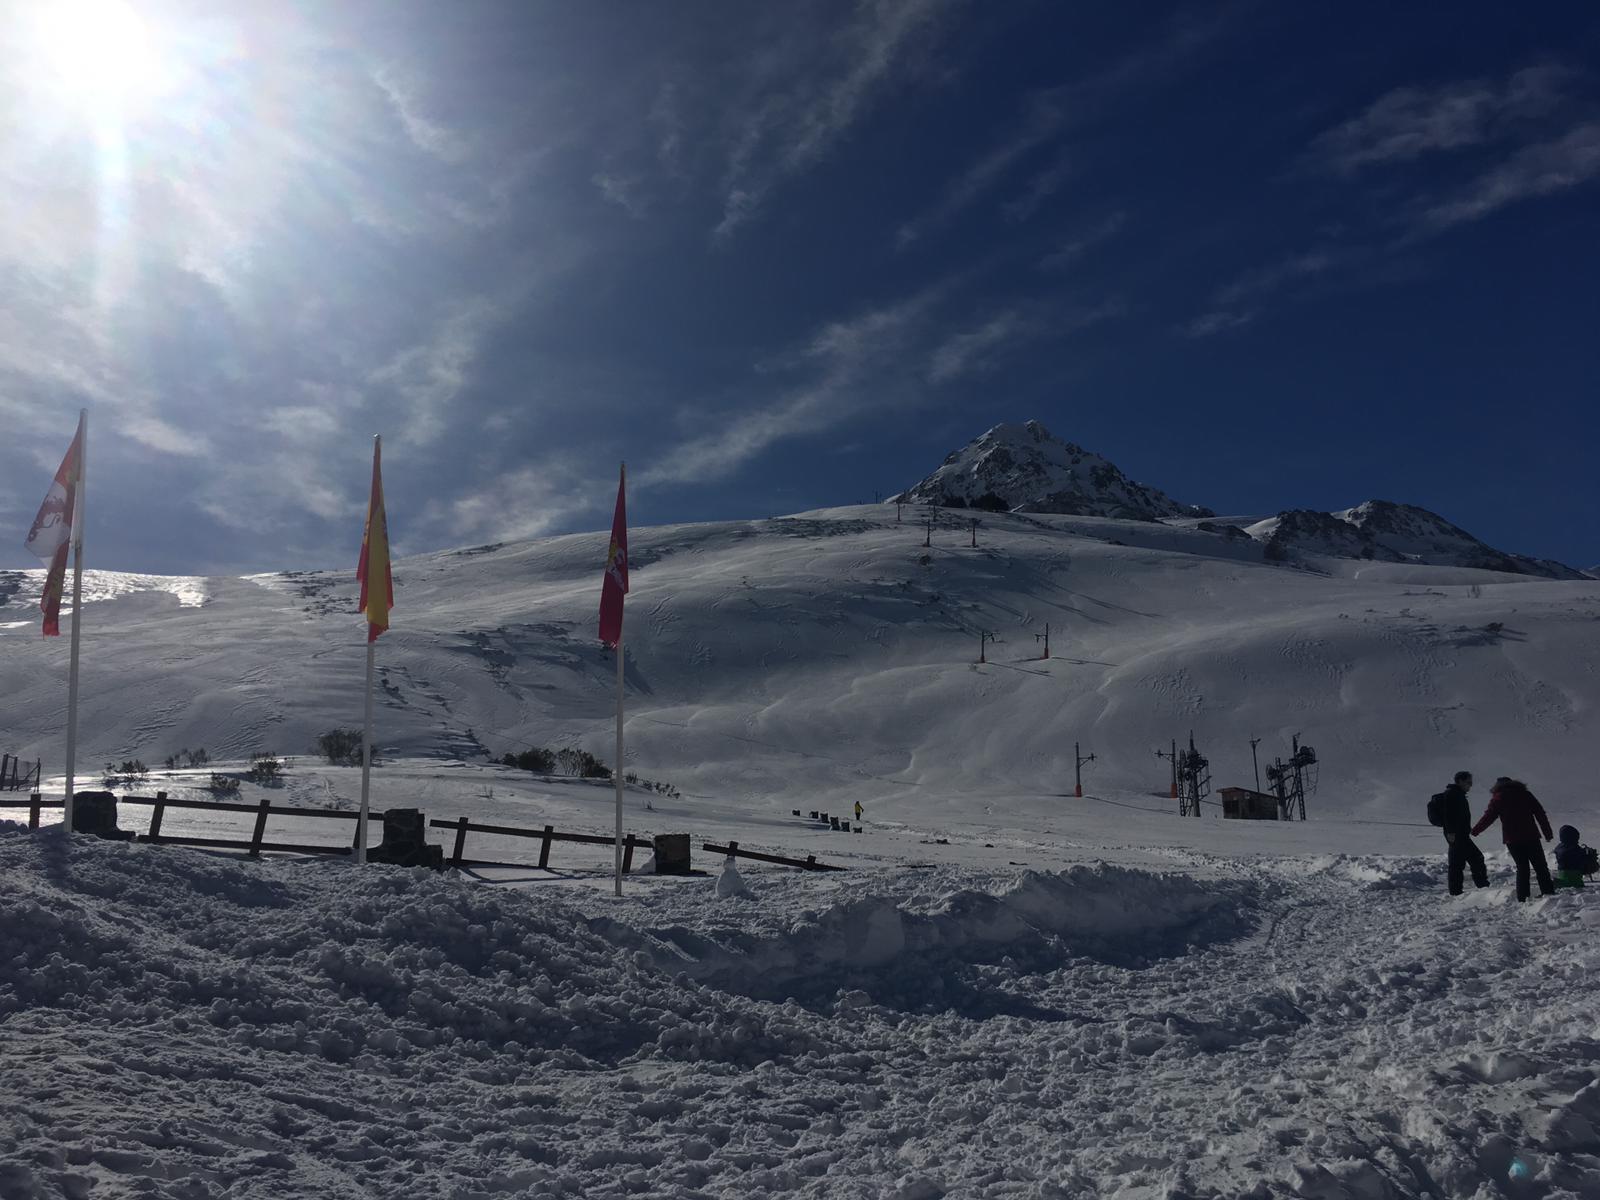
[2,0,1597,574]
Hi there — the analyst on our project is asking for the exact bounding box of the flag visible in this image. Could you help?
[24,414,85,637]
[598,463,628,647]
[356,437,392,642]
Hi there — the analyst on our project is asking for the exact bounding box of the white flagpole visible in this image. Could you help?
[613,625,624,897]
[62,408,88,831]
[358,638,375,865]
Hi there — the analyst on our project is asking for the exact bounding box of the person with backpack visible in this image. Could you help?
[1553,825,1598,889]
[1471,777,1555,901]
[1429,771,1488,895]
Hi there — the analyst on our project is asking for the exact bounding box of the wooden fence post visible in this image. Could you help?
[148,791,168,841]
[450,816,469,867]
[538,825,553,870]
[249,796,271,857]
[622,835,636,874]
[28,791,41,830]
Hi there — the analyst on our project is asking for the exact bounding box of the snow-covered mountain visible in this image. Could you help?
[1244,500,1586,579]
[889,420,1206,520]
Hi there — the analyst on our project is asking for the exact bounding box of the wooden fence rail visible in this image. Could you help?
[427,816,653,871]
[702,839,846,871]
[4,793,846,874]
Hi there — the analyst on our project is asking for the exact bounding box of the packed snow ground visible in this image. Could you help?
[2,815,1598,1200]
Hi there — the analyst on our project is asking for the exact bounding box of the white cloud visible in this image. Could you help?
[641,286,944,486]
[1310,65,1575,175]
[1422,121,1600,230]
[430,460,603,546]
[927,310,1029,382]
[371,64,474,164]
[370,301,503,449]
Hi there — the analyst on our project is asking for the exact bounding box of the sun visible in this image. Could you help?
[34,0,165,108]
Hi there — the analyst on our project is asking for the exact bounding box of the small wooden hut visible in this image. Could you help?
[1219,787,1279,821]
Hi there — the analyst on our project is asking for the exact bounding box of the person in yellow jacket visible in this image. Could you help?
[854,801,863,823]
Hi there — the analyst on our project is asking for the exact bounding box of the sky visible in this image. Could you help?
[1,0,1597,575]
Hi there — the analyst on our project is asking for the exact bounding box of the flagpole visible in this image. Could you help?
[358,637,375,865]
[63,408,88,831]
[614,624,624,897]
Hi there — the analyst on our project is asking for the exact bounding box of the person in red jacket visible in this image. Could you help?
[1471,777,1555,901]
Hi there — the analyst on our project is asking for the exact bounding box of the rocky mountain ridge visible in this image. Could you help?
[894,422,1585,580]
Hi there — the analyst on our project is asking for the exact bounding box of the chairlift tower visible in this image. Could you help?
[1265,734,1318,820]
[1176,732,1210,818]
[1073,741,1095,798]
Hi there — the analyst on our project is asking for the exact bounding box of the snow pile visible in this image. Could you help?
[889,420,1204,519]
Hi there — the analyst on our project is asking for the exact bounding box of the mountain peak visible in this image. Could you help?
[896,421,1207,520]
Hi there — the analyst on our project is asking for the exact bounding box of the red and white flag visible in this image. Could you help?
[598,463,628,648]
[24,414,85,637]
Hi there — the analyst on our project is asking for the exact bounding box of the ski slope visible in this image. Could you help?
[2,503,1597,827]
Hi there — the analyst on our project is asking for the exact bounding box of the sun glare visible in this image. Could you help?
[35,0,165,107]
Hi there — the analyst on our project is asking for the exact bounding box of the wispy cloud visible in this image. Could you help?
[371,64,475,165]
[1184,248,1346,338]
[1214,249,1344,307]
[1183,309,1255,339]
[896,7,1240,248]
[1421,121,1600,230]
[1001,151,1073,223]
[927,310,1030,382]
[369,301,505,449]
[641,286,945,485]
[714,0,958,239]
[896,90,1068,248]
[1037,211,1128,271]
[424,458,604,547]
[1309,65,1576,175]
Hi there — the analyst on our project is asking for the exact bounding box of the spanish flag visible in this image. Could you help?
[356,436,392,642]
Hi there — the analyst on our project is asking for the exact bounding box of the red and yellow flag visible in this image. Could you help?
[356,436,392,642]
[598,463,628,648]
[23,414,85,637]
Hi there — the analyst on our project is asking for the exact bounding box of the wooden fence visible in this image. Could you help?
[1,792,847,873]
[428,816,655,872]
[703,839,847,871]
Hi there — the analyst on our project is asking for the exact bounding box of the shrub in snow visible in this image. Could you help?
[554,748,610,779]
[315,728,366,766]
[500,747,556,774]
[246,753,284,784]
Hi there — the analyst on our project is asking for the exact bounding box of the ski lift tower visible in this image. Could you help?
[1176,732,1211,818]
[1265,734,1318,820]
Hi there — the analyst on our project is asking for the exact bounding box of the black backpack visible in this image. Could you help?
[1426,792,1447,828]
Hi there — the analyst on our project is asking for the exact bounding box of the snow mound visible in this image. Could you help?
[0,828,821,1072]
[639,865,1256,1014]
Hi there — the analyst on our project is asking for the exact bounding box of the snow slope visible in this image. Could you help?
[2,503,1598,826]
